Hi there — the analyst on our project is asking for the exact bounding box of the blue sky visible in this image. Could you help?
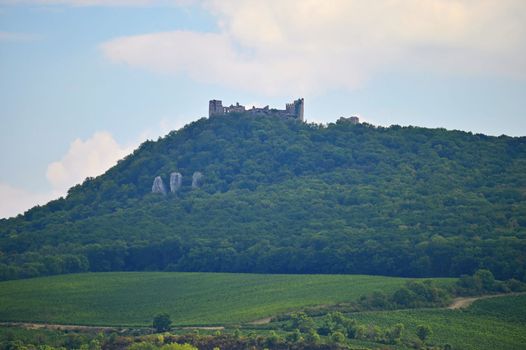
[0,0,525,218]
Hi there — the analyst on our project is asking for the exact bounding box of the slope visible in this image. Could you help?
[0,114,525,281]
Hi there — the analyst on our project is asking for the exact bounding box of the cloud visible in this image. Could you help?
[45,131,133,195]
[0,0,194,6]
[100,0,526,95]
[101,31,291,95]
[0,119,186,219]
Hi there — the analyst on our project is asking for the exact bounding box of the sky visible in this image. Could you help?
[0,0,525,219]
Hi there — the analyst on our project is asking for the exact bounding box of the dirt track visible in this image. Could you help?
[0,322,119,332]
[248,317,272,325]
[447,292,526,310]
[0,322,224,332]
[447,296,481,309]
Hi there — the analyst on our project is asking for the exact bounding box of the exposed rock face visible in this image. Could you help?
[192,172,204,188]
[170,172,183,193]
[152,176,167,195]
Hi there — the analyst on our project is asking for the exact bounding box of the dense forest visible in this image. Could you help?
[0,113,525,281]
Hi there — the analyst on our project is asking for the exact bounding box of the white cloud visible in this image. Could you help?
[45,131,133,195]
[1,130,131,218]
[101,31,291,94]
[100,0,526,95]
[0,0,194,6]
[0,119,186,219]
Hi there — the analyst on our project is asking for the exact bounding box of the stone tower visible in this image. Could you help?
[286,98,304,121]
[209,100,224,117]
[294,98,304,121]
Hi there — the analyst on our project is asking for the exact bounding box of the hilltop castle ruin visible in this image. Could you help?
[209,98,304,122]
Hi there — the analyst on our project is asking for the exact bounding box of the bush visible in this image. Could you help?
[416,324,432,342]
[385,323,404,344]
[288,312,315,332]
[264,331,281,348]
[304,329,320,345]
[286,329,303,343]
[152,313,172,333]
[330,331,346,344]
[160,344,197,350]
[506,279,526,292]
[129,342,158,350]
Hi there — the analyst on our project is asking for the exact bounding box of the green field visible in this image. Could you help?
[1,273,525,349]
[349,294,526,350]
[0,272,451,327]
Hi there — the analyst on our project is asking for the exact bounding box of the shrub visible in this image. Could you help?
[152,313,172,333]
[330,331,346,344]
[416,324,432,342]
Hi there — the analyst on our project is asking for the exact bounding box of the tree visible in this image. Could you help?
[153,313,172,332]
[392,287,415,307]
[289,312,315,332]
[160,345,197,350]
[330,331,346,344]
[128,343,158,350]
[385,323,404,344]
[286,329,303,343]
[416,324,432,342]
[475,269,496,291]
[304,328,321,345]
[265,331,281,348]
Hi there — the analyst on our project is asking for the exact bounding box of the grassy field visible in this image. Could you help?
[0,272,452,327]
[349,294,526,350]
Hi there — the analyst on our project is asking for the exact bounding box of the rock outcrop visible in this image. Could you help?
[152,176,167,195]
[192,172,204,188]
[170,172,183,193]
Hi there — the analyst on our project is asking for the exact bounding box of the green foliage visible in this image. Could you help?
[303,329,320,345]
[153,313,172,333]
[129,342,158,350]
[468,294,526,323]
[416,324,432,342]
[0,272,432,326]
[2,294,526,350]
[285,329,303,343]
[264,331,281,348]
[128,343,197,350]
[351,294,526,349]
[160,344,197,350]
[385,323,404,344]
[1,114,525,281]
[329,331,346,344]
[357,279,453,310]
[317,312,357,338]
[231,329,241,339]
[454,269,525,296]
[288,312,315,332]
[505,279,526,292]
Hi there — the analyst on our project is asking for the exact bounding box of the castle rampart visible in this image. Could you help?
[209,98,304,122]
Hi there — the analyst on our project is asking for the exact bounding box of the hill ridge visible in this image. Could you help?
[1,114,525,282]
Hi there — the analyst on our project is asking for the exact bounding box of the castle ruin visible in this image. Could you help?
[209,98,304,122]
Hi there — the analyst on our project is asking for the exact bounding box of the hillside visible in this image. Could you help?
[0,272,445,326]
[0,114,525,281]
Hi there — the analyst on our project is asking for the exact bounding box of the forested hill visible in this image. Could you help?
[1,114,525,281]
